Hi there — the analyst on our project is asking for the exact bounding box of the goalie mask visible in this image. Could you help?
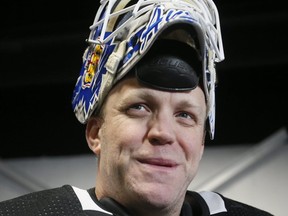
[71,0,224,139]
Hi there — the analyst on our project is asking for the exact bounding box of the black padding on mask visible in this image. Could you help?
[135,40,201,91]
[136,54,199,91]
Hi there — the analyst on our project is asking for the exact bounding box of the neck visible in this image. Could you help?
[126,200,183,216]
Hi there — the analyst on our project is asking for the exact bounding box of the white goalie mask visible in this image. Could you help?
[72,0,225,139]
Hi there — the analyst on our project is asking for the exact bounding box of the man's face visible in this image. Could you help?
[87,76,206,212]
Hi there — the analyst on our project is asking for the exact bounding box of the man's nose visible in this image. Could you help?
[147,113,175,145]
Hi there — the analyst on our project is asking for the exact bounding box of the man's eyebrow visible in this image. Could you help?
[116,89,153,107]
[176,100,206,116]
[176,100,195,108]
[122,89,157,101]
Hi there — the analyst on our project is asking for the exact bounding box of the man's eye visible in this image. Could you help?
[129,104,145,110]
[126,104,149,117]
[175,112,197,126]
[176,112,192,119]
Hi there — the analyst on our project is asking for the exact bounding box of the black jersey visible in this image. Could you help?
[0,185,273,216]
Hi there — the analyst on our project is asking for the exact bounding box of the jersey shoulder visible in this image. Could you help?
[185,190,273,216]
[0,185,113,216]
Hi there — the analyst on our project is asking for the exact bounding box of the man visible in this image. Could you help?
[0,0,273,215]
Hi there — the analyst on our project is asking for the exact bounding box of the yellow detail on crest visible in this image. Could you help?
[84,44,103,84]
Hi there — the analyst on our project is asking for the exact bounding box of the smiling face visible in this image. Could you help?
[86,76,206,216]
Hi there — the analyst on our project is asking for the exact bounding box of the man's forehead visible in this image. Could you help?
[111,77,206,107]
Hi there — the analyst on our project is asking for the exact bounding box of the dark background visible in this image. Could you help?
[1,0,287,158]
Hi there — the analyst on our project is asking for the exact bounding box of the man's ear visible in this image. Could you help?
[86,117,102,156]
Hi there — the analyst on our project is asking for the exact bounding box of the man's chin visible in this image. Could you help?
[132,182,176,207]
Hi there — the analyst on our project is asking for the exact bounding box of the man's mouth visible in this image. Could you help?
[137,158,178,168]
